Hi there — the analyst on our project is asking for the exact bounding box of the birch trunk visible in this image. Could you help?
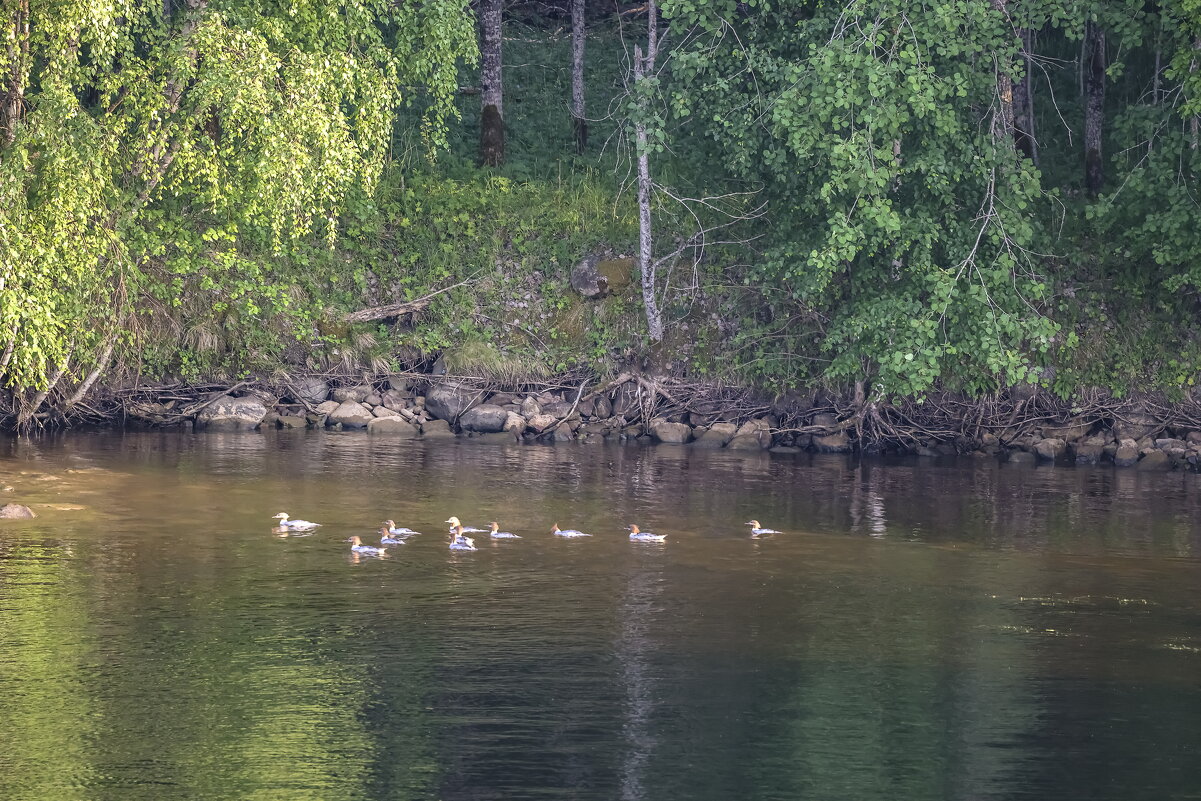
[1,0,30,146]
[571,0,587,152]
[479,0,504,166]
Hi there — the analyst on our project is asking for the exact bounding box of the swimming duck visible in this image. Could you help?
[272,512,321,531]
[627,524,667,543]
[746,520,781,536]
[379,527,408,546]
[447,524,478,551]
[382,519,421,537]
[445,516,487,534]
[488,522,521,539]
[552,524,591,538]
[345,536,387,556]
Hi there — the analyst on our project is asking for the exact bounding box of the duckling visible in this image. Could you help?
[551,523,591,538]
[379,527,408,546]
[382,519,421,537]
[447,524,477,551]
[488,521,521,539]
[445,516,487,534]
[627,524,667,543]
[345,536,387,556]
[272,512,321,531]
[745,520,781,537]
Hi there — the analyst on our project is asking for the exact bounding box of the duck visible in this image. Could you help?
[345,536,387,556]
[447,524,478,551]
[382,519,421,537]
[627,524,667,543]
[445,516,488,534]
[488,521,521,539]
[272,512,321,531]
[379,527,408,546]
[746,520,781,536]
[551,523,591,538]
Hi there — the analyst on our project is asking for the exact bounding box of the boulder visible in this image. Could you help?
[372,406,400,418]
[1007,450,1037,464]
[1041,420,1091,442]
[594,396,613,419]
[650,419,692,444]
[0,503,35,519]
[460,404,509,433]
[527,413,558,433]
[727,419,773,451]
[387,375,409,392]
[1155,438,1188,451]
[292,377,330,404]
[363,392,383,407]
[421,419,455,438]
[328,401,374,429]
[1071,441,1105,464]
[551,425,575,442]
[520,396,542,418]
[489,392,519,407]
[1034,438,1066,461]
[1114,439,1140,467]
[331,384,373,403]
[693,422,737,449]
[1115,412,1160,442]
[570,255,634,299]
[425,383,481,422]
[195,396,268,431]
[315,400,340,415]
[1188,431,1201,446]
[277,415,308,429]
[503,412,526,435]
[368,417,419,436]
[1136,450,1172,471]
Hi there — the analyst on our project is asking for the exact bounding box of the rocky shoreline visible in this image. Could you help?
[90,373,1201,473]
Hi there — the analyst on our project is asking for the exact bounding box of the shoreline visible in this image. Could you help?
[10,371,1201,473]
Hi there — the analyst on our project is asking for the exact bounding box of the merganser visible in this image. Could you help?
[627,524,666,542]
[445,516,487,534]
[272,512,321,531]
[345,536,387,556]
[379,527,408,546]
[488,521,521,539]
[447,524,477,551]
[746,520,781,536]
[382,519,421,537]
[552,524,591,538]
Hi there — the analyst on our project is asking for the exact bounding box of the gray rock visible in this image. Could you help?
[363,392,383,407]
[425,383,481,422]
[1136,450,1172,471]
[421,419,455,438]
[727,419,772,451]
[331,384,373,403]
[368,417,419,436]
[328,401,374,429]
[0,503,36,519]
[693,422,737,449]
[551,425,575,442]
[1188,431,1201,446]
[570,255,634,299]
[520,396,542,418]
[472,431,519,444]
[1115,412,1160,442]
[195,396,268,431]
[503,412,526,435]
[1007,450,1036,464]
[813,430,851,453]
[1071,441,1105,464]
[315,400,340,415]
[594,396,613,418]
[292,377,330,404]
[489,392,519,407]
[460,404,509,433]
[1034,438,1066,461]
[387,375,409,392]
[372,406,401,418]
[526,413,558,433]
[650,419,692,444]
[277,415,307,429]
[1041,421,1091,442]
[1155,438,1188,451]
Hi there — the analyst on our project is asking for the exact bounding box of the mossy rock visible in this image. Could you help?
[595,258,633,292]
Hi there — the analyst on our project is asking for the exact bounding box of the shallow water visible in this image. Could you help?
[1,431,1200,800]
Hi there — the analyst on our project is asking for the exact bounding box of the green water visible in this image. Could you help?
[1,432,1199,800]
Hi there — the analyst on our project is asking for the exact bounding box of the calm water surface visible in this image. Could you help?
[1,432,1200,800]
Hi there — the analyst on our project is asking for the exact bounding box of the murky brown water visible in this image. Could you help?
[1,431,1200,800]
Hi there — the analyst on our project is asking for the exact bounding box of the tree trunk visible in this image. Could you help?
[1084,20,1105,196]
[571,0,587,153]
[1013,27,1037,163]
[479,0,504,166]
[1,0,30,147]
[634,32,662,341]
[989,1,1014,149]
[1191,37,1200,151]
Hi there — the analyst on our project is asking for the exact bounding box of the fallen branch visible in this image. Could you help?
[343,280,472,323]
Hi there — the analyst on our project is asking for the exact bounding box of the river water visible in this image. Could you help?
[1,431,1199,800]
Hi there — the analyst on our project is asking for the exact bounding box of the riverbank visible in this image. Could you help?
[21,369,1201,473]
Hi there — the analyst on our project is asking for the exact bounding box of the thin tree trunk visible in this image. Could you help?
[571,0,587,152]
[1084,20,1106,196]
[1191,37,1200,150]
[16,357,70,430]
[990,1,1014,149]
[1013,27,1037,163]
[1,0,30,146]
[63,335,118,410]
[479,0,504,166]
[634,1,664,342]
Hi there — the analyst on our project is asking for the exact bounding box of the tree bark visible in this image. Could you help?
[989,1,1014,149]
[1191,37,1200,151]
[1013,27,1037,163]
[571,0,587,152]
[1,0,30,147]
[634,1,664,342]
[1084,20,1106,196]
[479,0,504,166]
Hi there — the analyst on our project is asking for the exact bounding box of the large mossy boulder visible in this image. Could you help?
[425,383,481,422]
